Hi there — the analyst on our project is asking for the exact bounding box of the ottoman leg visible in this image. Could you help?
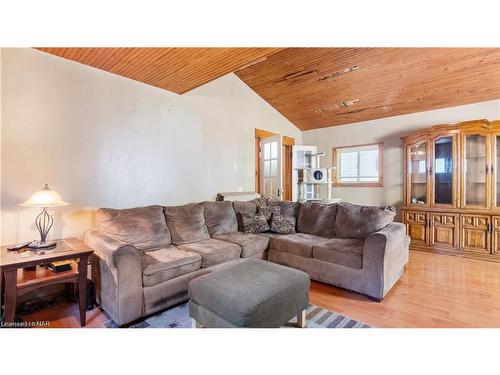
[296,310,306,328]
[192,318,204,328]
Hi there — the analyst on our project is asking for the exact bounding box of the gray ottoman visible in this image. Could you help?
[188,260,310,328]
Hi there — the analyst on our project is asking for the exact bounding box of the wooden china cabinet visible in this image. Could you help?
[401,119,500,261]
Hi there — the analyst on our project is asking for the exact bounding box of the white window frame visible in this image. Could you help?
[332,142,384,187]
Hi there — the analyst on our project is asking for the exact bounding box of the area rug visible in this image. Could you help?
[104,303,372,328]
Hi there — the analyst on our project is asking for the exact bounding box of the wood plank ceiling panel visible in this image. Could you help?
[35,47,283,94]
[235,48,500,130]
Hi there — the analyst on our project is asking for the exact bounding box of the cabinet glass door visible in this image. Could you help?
[408,141,429,205]
[433,136,454,206]
[463,134,489,208]
[494,135,500,209]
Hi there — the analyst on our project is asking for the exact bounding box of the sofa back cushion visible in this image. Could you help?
[233,198,267,231]
[335,202,396,239]
[280,201,300,218]
[201,201,238,236]
[268,200,300,219]
[297,202,338,237]
[95,205,171,251]
[164,203,210,245]
[233,198,266,215]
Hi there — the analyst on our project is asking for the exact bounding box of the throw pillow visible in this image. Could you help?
[239,212,270,233]
[270,213,296,234]
[258,205,281,222]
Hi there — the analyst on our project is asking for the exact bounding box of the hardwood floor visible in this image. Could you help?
[16,250,500,328]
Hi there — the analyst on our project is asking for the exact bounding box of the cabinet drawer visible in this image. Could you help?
[461,214,489,229]
[493,216,500,230]
[431,213,457,227]
[405,211,428,224]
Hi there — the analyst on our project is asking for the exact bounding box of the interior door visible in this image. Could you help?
[292,145,317,201]
[260,134,283,200]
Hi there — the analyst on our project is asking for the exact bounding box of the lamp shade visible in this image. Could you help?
[20,184,69,208]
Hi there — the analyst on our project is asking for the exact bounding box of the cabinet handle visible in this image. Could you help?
[491,165,495,174]
[486,165,490,174]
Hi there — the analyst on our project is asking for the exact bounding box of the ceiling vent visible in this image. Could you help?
[314,99,360,113]
[319,65,360,81]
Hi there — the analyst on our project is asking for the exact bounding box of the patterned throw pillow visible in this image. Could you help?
[270,213,296,234]
[239,212,270,233]
[258,205,281,222]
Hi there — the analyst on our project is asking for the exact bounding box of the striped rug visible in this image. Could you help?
[104,303,371,328]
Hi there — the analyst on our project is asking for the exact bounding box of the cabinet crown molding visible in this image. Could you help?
[401,119,500,143]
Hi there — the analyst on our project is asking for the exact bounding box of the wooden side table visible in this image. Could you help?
[0,238,93,327]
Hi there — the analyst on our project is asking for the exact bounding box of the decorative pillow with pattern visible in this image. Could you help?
[239,212,270,233]
[270,213,296,234]
[258,205,281,222]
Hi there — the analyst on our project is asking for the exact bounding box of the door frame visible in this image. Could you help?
[255,128,295,201]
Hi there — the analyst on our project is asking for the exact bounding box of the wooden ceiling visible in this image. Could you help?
[236,48,500,130]
[35,48,282,94]
[36,48,500,130]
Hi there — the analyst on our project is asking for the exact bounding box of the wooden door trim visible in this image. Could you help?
[254,128,295,195]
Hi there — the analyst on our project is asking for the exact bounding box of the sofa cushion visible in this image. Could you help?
[214,232,270,258]
[335,202,396,239]
[270,213,296,234]
[239,212,270,233]
[164,203,210,245]
[141,246,202,287]
[270,233,331,258]
[297,202,338,237]
[258,205,281,221]
[233,198,267,231]
[201,201,238,236]
[233,198,266,215]
[312,238,365,269]
[280,201,300,218]
[95,205,171,251]
[267,200,300,219]
[177,238,242,268]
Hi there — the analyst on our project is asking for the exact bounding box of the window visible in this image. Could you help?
[333,142,383,187]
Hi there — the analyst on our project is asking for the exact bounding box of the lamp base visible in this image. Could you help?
[28,240,57,249]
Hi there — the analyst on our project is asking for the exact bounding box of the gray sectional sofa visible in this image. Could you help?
[84,199,409,326]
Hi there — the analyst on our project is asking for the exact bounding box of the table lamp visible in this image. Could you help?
[20,184,69,249]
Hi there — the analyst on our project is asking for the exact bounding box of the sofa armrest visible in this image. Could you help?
[84,230,138,272]
[363,222,410,299]
[83,230,143,325]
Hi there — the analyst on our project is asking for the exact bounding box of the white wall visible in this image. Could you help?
[0,48,301,245]
[303,100,500,209]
